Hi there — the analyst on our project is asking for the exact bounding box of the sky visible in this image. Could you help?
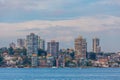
[0,0,120,52]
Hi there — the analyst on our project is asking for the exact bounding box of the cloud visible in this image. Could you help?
[0,0,74,10]
[92,0,120,6]
[1,0,119,11]
[0,15,120,38]
[0,0,119,51]
[0,0,120,22]
[0,15,120,52]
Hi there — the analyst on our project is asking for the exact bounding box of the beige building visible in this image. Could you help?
[93,37,101,53]
[74,36,87,60]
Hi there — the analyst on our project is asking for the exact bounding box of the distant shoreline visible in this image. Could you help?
[0,66,120,68]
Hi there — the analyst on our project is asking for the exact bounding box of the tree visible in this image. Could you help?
[70,52,75,59]
[38,49,47,57]
[22,56,31,67]
[0,55,4,66]
[14,47,27,56]
[8,47,14,55]
[22,47,27,56]
[87,52,96,60]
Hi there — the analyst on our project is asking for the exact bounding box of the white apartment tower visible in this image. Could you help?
[26,33,39,57]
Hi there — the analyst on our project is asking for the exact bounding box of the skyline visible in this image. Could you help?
[0,0,120,52]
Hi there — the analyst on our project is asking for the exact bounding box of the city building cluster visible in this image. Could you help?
[0,33,120,68]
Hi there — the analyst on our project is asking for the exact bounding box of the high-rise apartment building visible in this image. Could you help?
[74,36,87,59]
[38,38,45,50]
[47,40,59,57]
[93,37,101,53]
[9,42,16,49]
[17,39,26,49]
[26,33,39,57]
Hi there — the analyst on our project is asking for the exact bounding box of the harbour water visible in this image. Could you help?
[0,68,120,80]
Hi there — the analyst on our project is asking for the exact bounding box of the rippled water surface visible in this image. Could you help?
[0,68,120,80]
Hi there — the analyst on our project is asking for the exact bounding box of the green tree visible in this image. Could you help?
[8,47,14,55]
[87,52,96,60]
[22,56,31,67]
[14,47,27,56]
[0,55,4,66]
[38,49,47,57]
[70,52,75,59]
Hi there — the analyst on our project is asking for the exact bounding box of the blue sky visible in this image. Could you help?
[0,0,120,52]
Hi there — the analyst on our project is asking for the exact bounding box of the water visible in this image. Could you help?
[0,68,120,80]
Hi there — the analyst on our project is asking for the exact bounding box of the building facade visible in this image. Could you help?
[26,33,39,57]
[74,36,87,60]
[93,37,101,53]
[47,40,59,57]
[17,39,26,49]
[38,38,45,50]
[9,42,16,49]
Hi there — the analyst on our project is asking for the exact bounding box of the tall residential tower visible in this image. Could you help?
[9,42,16,49]
[26,33,39,57]
[93,37,101,53]
[38,38,45,50]
[74,36,87,59]
[47,40,59,57]
[17,39,26,49]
